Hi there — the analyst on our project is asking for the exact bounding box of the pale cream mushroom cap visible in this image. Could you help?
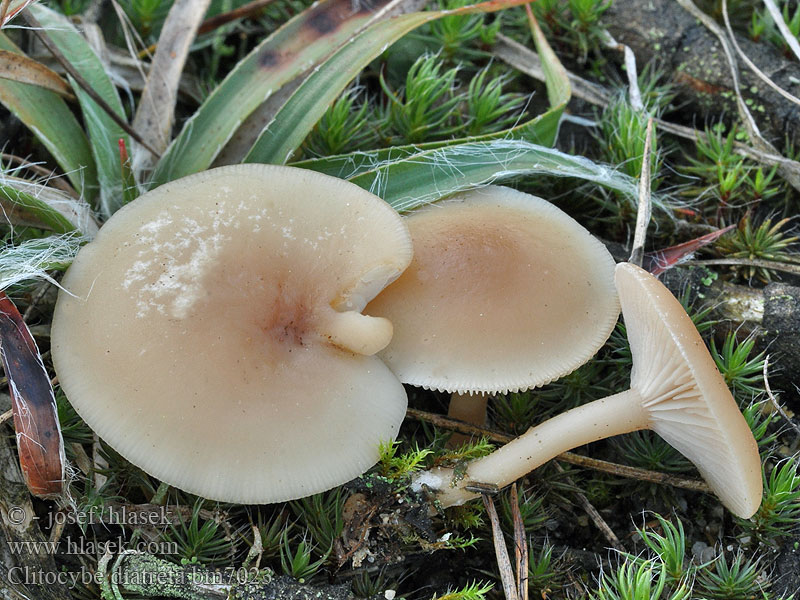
[365,186,619,394]
[51,164,412,503]
[617,262,763,518]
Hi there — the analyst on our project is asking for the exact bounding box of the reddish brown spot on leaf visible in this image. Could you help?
[259,50,281,68]
[307,10,337,33]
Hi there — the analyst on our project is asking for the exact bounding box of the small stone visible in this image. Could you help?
[691,541,716,564]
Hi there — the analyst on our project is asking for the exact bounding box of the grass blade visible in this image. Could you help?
[131,0,212,176]
[0,33,96,198]
[244,0,538,165]
[305,140,638,213]
[290,9,567,178]
[1,180,81,234]
[149,0,409,186]
[0,291,65,498]
[29,4,131,218]
[526,5,569,109]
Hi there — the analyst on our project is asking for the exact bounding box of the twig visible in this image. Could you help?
[23,9,162,159]
[629,118,654,267]
[0,0,10,26]
[0,408,11,425]
[722,0,800,108]
[198,0,278,33]
[553,462,625,552]
[483,493,519,600]
[559,452,710,493]
[763,0,800,63]
[405,408,712,493]
[683,257,800,276]
[763,355,800,438]
[510,483,528,600]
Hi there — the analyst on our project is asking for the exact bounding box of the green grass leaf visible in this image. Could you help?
[289,17,569,180]
[0,33,96,199]
[149,0,406,187]
[244,0,536,165]
[0,180,80,234]
[527,6,569,108]
[29,4,130,218]
[300,140,637,212]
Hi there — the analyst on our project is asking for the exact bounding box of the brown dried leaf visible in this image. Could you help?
[0,48,73,99]
[0,291,65,498]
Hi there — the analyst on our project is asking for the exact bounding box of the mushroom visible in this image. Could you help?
[414,262,763,519]
[51,164,413,503]
[364,186,620,441]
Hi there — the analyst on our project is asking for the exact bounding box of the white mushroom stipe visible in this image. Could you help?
[51,164,413,504]
[416,262,763,519]
[320,311,394,356]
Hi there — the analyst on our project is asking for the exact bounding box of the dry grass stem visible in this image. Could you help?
[601,30,642,110]
[494,27,800,192]
[630,118,654,267]
[510,483,529,600]
[684,258,800,276]
[1,153,78,198]
[483,493,519,600]
[553,462,626,552]
[132,0,212,175]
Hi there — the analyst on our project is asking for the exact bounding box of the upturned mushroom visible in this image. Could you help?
[51,164,413,503]
[364,186,620,441]
[413,262,763,519]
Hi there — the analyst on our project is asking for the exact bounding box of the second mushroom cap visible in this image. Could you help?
[365,186,620,394]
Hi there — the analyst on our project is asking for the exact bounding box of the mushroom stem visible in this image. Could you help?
[446,392,490,448]
[420,389,646,507]
[319,311,393,356]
